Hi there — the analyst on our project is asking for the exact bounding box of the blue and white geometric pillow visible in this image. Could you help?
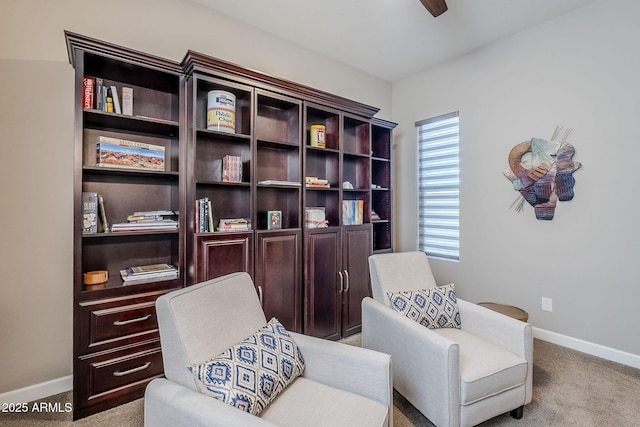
[188,317,305,415]
[387,284,461,329]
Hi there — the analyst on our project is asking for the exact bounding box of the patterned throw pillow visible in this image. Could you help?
[188,317,305,415]
[387,284,461,329]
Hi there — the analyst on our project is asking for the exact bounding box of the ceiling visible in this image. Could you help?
[190,0,596,82]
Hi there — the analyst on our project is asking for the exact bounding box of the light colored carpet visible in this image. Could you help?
[1,338,639,426]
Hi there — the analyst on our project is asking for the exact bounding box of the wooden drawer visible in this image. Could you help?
[75,340,164,416]
[79,290,170,355]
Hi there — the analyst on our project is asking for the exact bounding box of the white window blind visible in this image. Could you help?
[416,112,459,261]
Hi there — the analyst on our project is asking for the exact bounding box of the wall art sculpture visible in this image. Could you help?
[503,127,582,220]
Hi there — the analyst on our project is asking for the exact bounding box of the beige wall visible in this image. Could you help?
[0,0,391,395]
[392,0,640,358]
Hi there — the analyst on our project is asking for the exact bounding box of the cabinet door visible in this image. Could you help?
[255,230,301,332]
[195,233,254,282]
[304,229,342,340]
[341,225,372,337]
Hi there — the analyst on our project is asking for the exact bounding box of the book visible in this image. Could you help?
[127,263,176,275]
[222,155,242,183]
[258,180,301,186]
[218,218,251,232]
[342,200,364,225]
[97,194,109,233]
[95,78,103,111]
[82,78,94,109]
[111,219,178,232]
[96,136,165,171]
[121,87,133,115]
[207,198,214,232]
[120,265,178,285]
[267,210,282,230]
[81,192,98,234]
[110,85,121,114]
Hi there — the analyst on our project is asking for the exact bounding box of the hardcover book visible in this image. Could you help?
[122,87,133,115]
[110,85,122,114]
[96,136,165,171]
[82,78,94,109]
[222,155,242,183]
[82,192,98,234]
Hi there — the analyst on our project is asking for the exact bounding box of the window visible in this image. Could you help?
[416,112,459,261]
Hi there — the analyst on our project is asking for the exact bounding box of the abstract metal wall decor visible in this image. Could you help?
[503,127,582,220]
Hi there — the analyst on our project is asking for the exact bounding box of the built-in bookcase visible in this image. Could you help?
[67,31,184,420]
[68,31,395,420]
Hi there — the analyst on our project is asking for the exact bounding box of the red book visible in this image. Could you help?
[83,77,94,109]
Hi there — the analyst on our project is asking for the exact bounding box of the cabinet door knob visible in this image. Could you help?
[338,271,344,293]
[343,270,350,292]
[112,361,152,377]
[113,314,152,326]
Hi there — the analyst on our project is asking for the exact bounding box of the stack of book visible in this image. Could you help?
[305,176,330,188]
[111,210,178,232]
[120,263,178,286]
[218,218,251,232]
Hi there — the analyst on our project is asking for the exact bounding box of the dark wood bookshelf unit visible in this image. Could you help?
[67,31,395,419]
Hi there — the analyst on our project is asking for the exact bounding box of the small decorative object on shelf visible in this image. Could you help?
[305,207,328,229]
[310,124,326,148]
[83,270,108,286]
[81,192,98,234]
[222,155,242,182]
[267,210,282,230]
[96,136,165,171]
[207,90,236,133]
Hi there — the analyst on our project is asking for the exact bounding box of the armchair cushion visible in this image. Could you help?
[435,328,528,405]
[386,284,461,329]
[188,317,305,415]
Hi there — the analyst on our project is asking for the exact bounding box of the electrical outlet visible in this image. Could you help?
[541,297,553,312]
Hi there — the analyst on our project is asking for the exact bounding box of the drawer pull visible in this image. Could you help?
[113,361,151,377]
[113,314,152,326]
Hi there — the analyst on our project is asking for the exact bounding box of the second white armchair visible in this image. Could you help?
[362,251,533,427]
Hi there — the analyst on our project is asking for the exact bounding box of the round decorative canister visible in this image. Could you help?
[207,90,236,133]
[310,124,326,148]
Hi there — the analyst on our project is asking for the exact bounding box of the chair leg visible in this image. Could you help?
[510,405,524,419]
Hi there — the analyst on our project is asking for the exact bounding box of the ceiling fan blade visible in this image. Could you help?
[419,0,448,17]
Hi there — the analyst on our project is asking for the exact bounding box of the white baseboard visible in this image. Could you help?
[533,327,640,369]
[0,375,72,404]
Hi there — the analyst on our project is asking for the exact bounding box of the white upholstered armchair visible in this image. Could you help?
[145,272,393,427]
[362,252,532,427]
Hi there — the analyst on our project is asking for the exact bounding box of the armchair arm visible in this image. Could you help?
[288,331,392,410]
[144,378,278,427]
[457,299,532,360]
[362,297,460,427]
[458,299,533,404]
